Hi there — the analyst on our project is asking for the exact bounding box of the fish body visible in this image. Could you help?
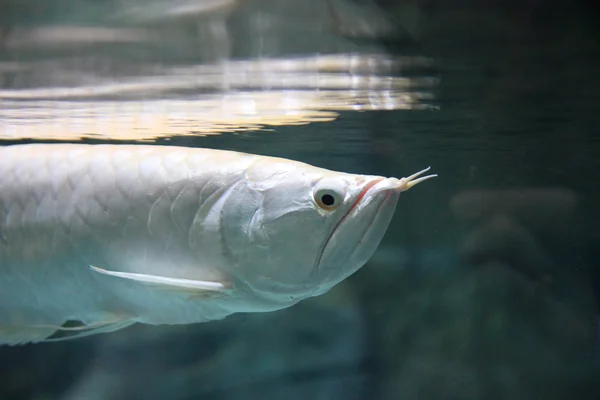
[0,143,435,345]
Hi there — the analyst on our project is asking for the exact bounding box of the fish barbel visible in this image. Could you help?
[0,143,436,345]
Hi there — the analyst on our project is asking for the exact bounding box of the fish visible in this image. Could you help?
[0,143,436,345]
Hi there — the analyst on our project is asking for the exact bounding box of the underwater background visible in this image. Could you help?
[1,0,599,399]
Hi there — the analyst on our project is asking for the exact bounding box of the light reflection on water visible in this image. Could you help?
[0,54,437,140]
[1,0,434,141]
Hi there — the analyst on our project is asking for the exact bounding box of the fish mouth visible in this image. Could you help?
[313,177,393,279]
[311,167,436,289]
[326,177,386,249]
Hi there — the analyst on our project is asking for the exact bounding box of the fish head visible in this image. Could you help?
[219,157,436,306]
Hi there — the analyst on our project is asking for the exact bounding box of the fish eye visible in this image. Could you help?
[313,180,346,211]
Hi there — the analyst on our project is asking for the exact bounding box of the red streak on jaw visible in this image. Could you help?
[315,178,385,272]
[348,178,384,215]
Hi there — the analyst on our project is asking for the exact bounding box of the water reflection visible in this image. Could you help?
[0,54,437,140]
[114,0,240,22]
[1,0,435,140]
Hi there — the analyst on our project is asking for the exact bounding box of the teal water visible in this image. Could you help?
[1,1,599,399]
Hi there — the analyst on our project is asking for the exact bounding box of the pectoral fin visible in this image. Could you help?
[89,265,229,297]
[42,319,137,343]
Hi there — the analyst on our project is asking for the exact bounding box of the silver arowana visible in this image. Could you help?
[0,144,436,345]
